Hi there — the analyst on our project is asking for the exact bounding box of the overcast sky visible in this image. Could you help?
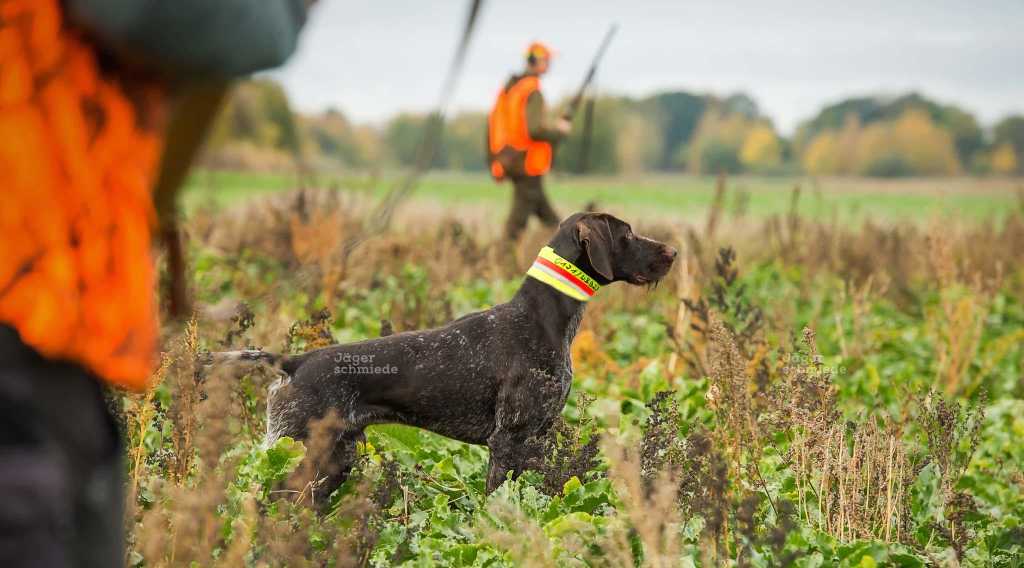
[271,0,1024,134]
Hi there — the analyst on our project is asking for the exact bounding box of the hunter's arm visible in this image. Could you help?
[526,91,566,144]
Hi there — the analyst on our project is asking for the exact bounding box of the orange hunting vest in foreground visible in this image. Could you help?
[0,0,167,390]
[488,75,552,180]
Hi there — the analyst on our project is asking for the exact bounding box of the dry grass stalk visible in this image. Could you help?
[666,250,696,376]
[706,316,761,468]
[168,319,201,483]
[850,275,883,359]
[777,328,912,543]
[285,308,337,353]
[126,354,169,508]
[285,409,348,507]
[601,437,683,568]
[479,502,559,567]
[704,173,727,241]
[218,493,257,566]
[288,191,361,306]
[782,184,803,262]
[137,361,245,566]
[926,222,991,396]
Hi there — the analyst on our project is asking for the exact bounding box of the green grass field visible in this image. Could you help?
[183,169,1022,224]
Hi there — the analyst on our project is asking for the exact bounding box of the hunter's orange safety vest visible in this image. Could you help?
[0,0,167,390]
[488,75,552,179]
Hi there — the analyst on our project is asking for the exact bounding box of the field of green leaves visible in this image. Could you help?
[124,180,1024,566]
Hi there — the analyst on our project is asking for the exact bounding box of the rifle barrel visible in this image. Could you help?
[565,23,618,119]
[589,24,618,79]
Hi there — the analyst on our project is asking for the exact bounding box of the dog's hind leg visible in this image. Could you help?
[310,429,364,509]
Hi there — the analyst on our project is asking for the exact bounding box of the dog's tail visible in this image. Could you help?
[198,349,301,374]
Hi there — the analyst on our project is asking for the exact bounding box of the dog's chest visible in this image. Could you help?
[553,309,583,400]
[523,345,574,411]
[561,308,582,372]
[555,345,572,399]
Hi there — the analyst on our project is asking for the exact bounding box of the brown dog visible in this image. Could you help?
[221,212,676,501]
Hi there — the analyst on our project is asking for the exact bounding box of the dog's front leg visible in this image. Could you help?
[485,429,519,493]
[486,428,545,493]
[485,372,559,493]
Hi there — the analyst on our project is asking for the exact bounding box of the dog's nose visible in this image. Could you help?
[663,247,678,260]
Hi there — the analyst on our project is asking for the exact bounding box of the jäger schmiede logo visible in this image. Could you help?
[333,352,398,375]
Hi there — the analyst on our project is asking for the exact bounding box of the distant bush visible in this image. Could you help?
[202,79,1020,178]
[739,123,783,172]
[686,107,759,175]
[994,115,1024,175]
[699,140,742,174]
[794,92,983,167]
[863,154,914,178]
[444,112,488,171]
[801,108,961,177]
[989,143,1019,175]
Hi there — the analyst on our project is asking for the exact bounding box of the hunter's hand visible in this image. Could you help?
[555,117,572,135]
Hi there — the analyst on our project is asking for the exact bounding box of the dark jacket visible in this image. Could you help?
[67,0,308,78]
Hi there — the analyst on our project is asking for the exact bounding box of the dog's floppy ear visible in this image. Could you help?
[549,212,586,258]
[577,216,614,281]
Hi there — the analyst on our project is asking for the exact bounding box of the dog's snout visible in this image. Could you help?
[663,246,678,260]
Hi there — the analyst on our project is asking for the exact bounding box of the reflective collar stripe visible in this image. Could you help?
[536,257,594,297]
[526,246,601,302]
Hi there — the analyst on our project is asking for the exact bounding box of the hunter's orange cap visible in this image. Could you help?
[525,41,554,62]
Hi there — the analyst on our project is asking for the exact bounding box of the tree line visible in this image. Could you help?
[202,79,1024,177]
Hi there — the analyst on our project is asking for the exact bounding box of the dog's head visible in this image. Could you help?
[548,212,676,286]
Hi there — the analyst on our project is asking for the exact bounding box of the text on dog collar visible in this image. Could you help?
[526,246,601,302]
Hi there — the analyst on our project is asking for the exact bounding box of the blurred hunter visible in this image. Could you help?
[0,0,310,565]
[488,41,573,240]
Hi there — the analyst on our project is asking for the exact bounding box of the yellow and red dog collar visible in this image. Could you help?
[526,246,602,302]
